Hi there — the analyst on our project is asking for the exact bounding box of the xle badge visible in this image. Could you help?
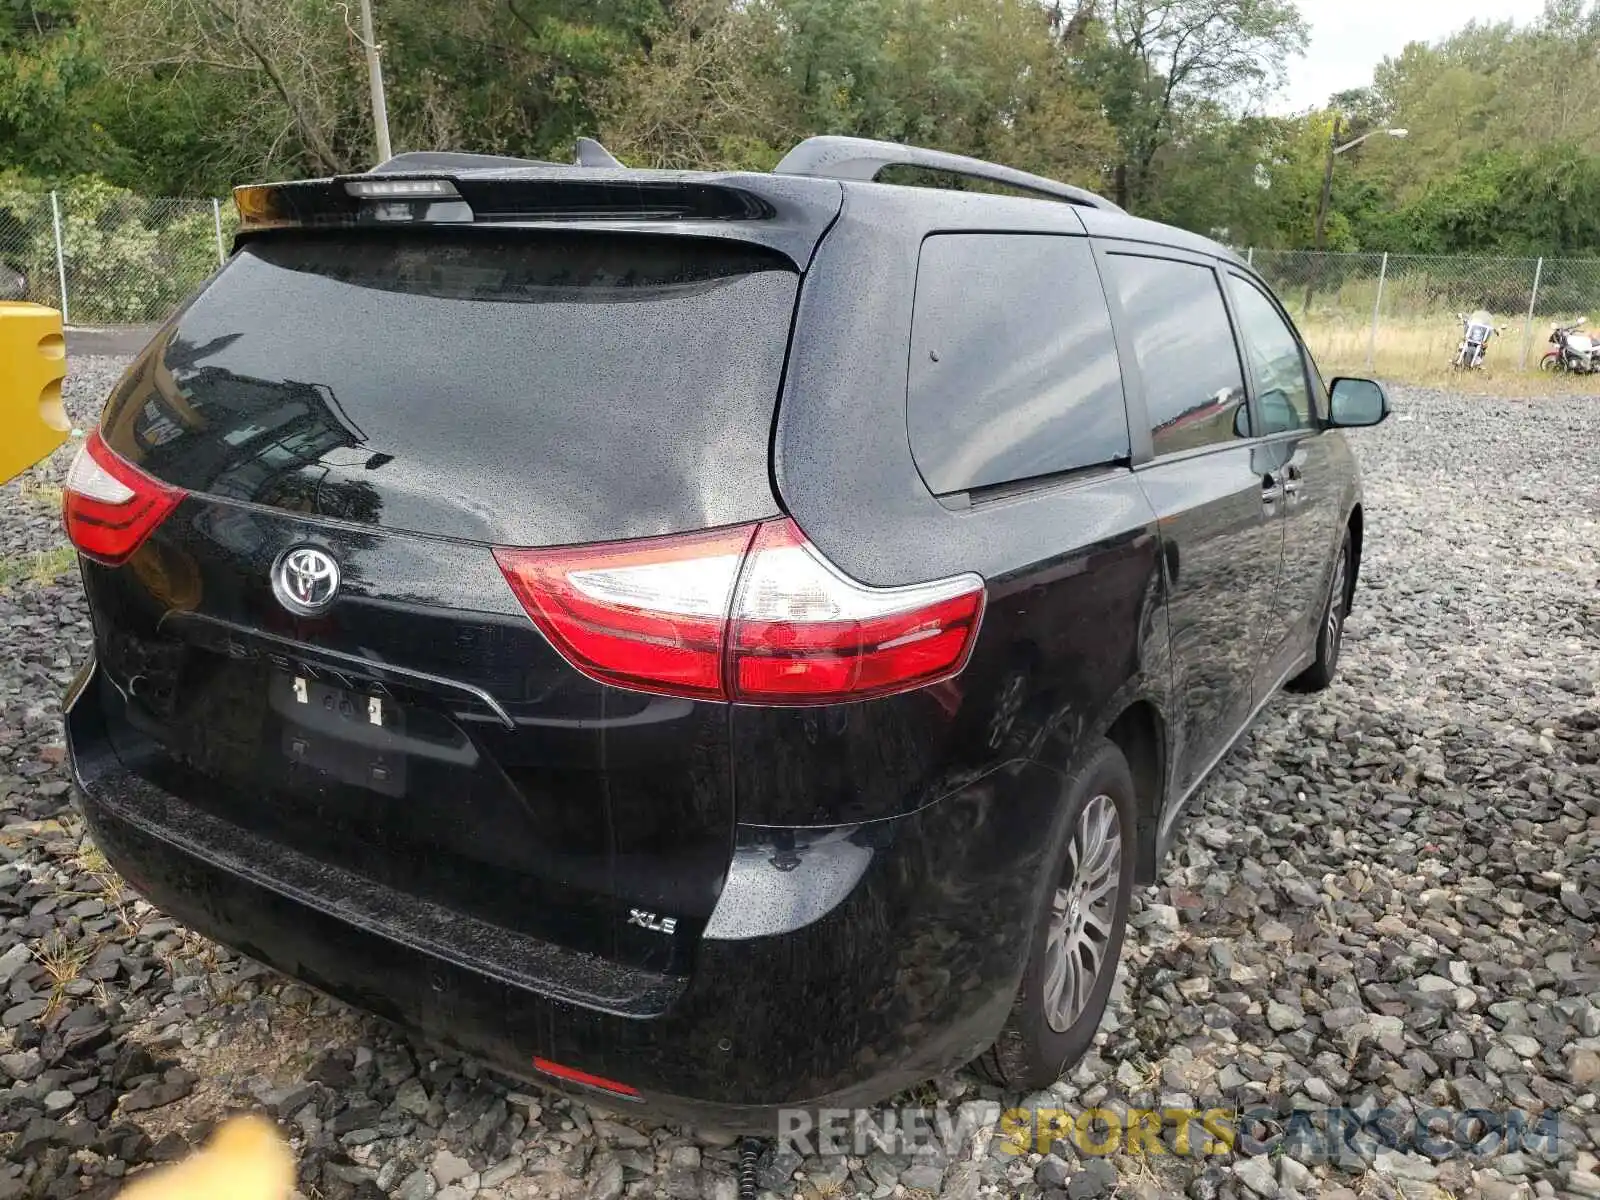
[627,910,677,934]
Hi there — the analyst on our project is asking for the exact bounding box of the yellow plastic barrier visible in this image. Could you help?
[117,1114,294,1200]
[0,302,69,486]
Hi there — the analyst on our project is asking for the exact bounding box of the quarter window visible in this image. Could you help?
[908,234,1128,495]
[1103,254,1249,456]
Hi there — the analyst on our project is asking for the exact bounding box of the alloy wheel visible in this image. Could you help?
[1326,546,1349,652]
[1042,793,1122,1034]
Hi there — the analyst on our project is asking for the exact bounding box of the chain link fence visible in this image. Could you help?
[1247,249,1600,378]
[0,187,237,326]
[7,188,1600,382]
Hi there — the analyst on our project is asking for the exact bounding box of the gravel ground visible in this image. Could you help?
[1,358,1597,1200]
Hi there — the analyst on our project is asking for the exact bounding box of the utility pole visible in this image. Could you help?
[1306,120,1407,311]
[1304,115,1340,314]
[1313,115,1342,254]
[358,0,392,163]
[1313,121,1409,253]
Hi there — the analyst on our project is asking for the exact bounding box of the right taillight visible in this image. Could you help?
[63,431,185,566]
[494,518,984,705]
[728,519,985,703]
[493,524,757,701]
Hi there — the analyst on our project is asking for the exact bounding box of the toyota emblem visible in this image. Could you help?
[273,546,341,614]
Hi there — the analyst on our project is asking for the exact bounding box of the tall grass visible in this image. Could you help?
[0,545,77,590]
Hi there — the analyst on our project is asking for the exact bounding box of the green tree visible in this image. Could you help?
[0,0,121,178]
[1068,0,1308,211]
[600,0,1114,183]
[598,0,797,169]
[1390,144,1600,255]
[93,0,370,179]
[377,0,661,158]
[1144,111,1302,248]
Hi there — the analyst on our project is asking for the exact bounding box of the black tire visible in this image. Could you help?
[975,740,1136,1091]
[1541,352,1565,374]
[1289,528,1352,693]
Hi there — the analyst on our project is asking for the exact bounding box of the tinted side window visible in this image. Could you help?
[1104,254,1248,457]
[908,234,1127,495]
[1229,274,1314,434]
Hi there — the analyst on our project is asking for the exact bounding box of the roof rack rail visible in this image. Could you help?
[772,135,1122,212]
[369,150,564,174]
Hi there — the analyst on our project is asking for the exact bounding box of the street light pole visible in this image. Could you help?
[1305,121,1408,312]
[1313,123,1409,253]
[1313,115,1342,254]
[358,0,393,164]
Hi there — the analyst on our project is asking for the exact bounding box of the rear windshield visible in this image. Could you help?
[103,231,799,546]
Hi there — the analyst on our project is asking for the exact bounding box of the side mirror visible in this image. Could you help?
[1328,377,1389,428]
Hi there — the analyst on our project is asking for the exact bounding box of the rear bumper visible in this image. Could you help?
[66,660,1036,1130]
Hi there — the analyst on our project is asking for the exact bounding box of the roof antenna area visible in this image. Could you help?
[575,137,625,168]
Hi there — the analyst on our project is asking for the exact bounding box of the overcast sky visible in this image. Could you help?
[1268,0,1546,113]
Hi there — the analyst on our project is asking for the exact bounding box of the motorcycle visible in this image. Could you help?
[1541,320,1597,373]
[1452,310,1504,370]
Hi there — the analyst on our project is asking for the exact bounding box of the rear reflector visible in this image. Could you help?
[63,431,185,565]
[531,1057,642,1101]
[495,518,984,704]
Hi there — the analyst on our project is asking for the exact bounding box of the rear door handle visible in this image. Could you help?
[1261,473,1284,504]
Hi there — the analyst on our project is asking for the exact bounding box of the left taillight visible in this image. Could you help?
[494,518,986,705]
[63,431,185,565]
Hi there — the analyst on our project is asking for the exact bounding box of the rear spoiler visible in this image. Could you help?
[230,169,843,267]
[233,174,781,231]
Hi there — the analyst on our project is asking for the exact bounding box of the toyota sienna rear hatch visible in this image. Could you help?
[72,204,823,1004]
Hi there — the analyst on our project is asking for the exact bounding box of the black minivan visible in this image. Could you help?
[63,136,1388,1127]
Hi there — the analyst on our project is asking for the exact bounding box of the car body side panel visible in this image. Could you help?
[762,183,1175,902]
[1132,255,1362,851]
[1256,429,1355,674]
[1218,268,1365,670]
[732,487,1168,828]
[1132,446,1285,797]
[773,185,1107,587]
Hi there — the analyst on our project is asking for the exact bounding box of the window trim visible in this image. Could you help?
[1093,239,1259,466]
[1226,269,1324,433]
[940,458,1135,511]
